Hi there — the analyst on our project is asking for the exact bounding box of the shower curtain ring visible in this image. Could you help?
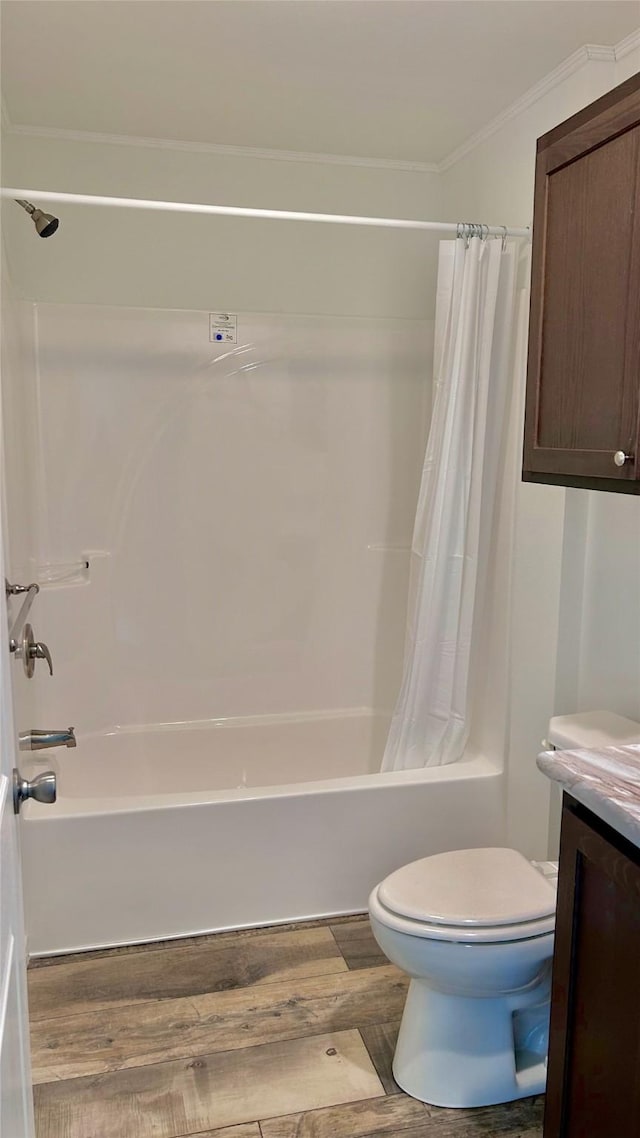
[500,226,508,252]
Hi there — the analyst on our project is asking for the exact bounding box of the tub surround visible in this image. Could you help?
[24,306,431,735]
[537,744,640,849]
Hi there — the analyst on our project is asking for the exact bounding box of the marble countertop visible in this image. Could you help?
[537,744,640,849]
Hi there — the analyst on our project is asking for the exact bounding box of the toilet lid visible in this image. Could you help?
[378,848,557,927]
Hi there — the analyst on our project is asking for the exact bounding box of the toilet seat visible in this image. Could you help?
[372,847,557,944]
[370,886,555,943]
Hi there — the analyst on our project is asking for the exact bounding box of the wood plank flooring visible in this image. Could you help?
[29,916,544,1138]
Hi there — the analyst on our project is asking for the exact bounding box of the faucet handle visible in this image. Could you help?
[32,639,53,676]
[20,624,54,678]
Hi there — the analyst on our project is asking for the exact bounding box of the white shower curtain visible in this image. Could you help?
[382,235,519,772]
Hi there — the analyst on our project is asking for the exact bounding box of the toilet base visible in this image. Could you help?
[393,974,551,1108]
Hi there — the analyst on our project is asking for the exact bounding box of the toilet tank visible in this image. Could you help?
[546,710,640,751]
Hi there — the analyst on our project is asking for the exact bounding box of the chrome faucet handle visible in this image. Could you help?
[18,623,54,678]
[31,639,53,676]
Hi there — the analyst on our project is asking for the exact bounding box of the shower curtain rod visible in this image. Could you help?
[0,187,530,238]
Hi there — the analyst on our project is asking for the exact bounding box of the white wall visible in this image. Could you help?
[1,132,442,319]
[575,494,640,717]
[441,50,640,857]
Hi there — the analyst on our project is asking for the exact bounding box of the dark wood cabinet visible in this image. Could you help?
[544,794,640,1137]
[523,72,640,494]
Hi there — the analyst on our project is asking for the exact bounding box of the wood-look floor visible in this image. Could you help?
[29,917,544,1138]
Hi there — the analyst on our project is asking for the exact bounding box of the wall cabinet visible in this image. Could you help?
[544,794,640,1137]
[523,72,640,494]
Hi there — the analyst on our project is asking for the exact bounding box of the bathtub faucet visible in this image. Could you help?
[19,727,76,751]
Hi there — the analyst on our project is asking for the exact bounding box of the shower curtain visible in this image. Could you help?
[382,235,519,772]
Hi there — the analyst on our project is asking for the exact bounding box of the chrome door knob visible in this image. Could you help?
[13,768,56,813]
[613,451,633,467]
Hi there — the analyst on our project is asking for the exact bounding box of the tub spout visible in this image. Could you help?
[19,728,76,751]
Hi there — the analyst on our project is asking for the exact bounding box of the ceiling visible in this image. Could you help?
[1,1,638,165]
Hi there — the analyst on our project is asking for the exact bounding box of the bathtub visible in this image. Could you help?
[20,711,505,956]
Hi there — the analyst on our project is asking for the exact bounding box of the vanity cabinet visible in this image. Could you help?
[544,794,640,1138]
[523,71,640,494]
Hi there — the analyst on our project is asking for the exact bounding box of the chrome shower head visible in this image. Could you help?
[15,198,59,238]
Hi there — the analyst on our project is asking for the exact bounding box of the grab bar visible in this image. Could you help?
[7,581,40,652]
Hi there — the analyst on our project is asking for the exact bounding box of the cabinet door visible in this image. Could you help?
[545,798,640,1138]
[524,73,640,493]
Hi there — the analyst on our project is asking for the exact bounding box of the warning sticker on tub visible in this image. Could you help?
[209,313,238,344]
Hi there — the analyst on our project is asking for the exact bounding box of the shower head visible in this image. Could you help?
[14,198,59,238]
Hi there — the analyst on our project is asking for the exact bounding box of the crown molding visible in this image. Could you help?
[2,31,637,177]
[583,43,618,63]
[614,27,640,60]
[436,42,619,172]
[2,120,439,175]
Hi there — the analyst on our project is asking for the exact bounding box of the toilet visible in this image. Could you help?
[369,711,640,1109]
[369,848,556,1108]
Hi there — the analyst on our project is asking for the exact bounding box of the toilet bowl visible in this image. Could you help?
[368,847,556,1109]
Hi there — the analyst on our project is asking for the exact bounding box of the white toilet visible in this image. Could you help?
[369,711,640,1110]
[369,847,556,1108]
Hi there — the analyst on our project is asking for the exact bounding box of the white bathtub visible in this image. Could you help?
[20,712,505,956]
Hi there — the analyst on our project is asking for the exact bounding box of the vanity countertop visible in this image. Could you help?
[537,744,640,850]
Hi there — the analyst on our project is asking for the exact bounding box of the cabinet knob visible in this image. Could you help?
[613,451,633,467]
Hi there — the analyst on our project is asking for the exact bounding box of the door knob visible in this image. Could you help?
[613,451,633,467]
[13,768,56,813]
